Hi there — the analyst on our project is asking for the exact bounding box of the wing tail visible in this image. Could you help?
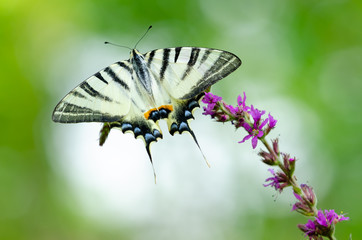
[166,93,209,167]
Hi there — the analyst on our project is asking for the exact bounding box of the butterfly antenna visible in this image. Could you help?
[134,25,152,49]
[188,129,210,168]
[145,145,157,184]
[104,41,132,50]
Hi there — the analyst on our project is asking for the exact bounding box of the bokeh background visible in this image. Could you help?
[1,0,361,239]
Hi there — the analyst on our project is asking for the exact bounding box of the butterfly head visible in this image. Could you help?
[130,49,145,66]
[130,49,142,57]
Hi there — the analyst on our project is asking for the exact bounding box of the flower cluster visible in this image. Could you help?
[202,92,276,149]
[298,210,349,239]
[202,91,349,239]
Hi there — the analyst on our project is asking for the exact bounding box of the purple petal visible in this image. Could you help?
[202,92,222,104]
[259,118,268,129]
[268,113,277,128]
[203,103,217,116]
[338,215,350,222]
[316,210,328,227]
[304,219,317,236]
[237,95,243,106]
[325,209,338,224]
[293,191,303,201]
[250,105,266,123]
[238,134,252,143]
[242,122,253,132]
[252,136,258,149]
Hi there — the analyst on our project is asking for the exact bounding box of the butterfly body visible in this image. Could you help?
[53,47,241,164]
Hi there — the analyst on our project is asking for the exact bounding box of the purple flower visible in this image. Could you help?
[202,92,223,117]
[223,103,238,115]
[298,220,319,239]
[298,209,349,239]
[238,106,268,149]
[202,103,217,116]
[202,92,222,104]
[316,210,349,227]
[263,168,289,192]
[249,105,265,124]
[223,92,249,117]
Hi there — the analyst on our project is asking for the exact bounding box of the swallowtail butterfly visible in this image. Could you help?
[52,36,241,168]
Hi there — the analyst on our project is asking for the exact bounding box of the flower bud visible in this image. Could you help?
[272,138,279,155]
[258,150,277,165]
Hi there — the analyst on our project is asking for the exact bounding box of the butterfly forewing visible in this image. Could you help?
[144,47,241,100]
[52,60,134,123]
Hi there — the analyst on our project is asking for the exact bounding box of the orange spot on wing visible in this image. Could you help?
[158,105,173,112]
[144,105,173,119]
[144,108,157,119]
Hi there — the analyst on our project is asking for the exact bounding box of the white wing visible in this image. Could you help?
[52,60,134,123]
[143,47,241,100]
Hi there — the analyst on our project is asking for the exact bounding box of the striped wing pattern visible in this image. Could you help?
[53,46,241,167]
[52,60,134,123]
[144,47,241,99]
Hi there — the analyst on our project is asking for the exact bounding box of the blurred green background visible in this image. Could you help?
[1,0,361,239]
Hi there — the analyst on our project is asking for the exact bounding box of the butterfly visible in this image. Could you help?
[52,45,241,168]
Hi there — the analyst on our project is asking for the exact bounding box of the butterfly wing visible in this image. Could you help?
[52,60,134,123]
[144,47,241,100]
[52,58,164,164]
[144,47,241,133]
[143,47,241,163]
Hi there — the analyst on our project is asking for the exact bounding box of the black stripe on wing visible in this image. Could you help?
[71,91,87,99]
[80,82,113,102]
[147,50,155,68]
[52,103,122,123]
[203,52,240,82]
[174,47,182,62]
[94,72,108,84]
[104,66,130,91]
[181,47,200,80]
[181,51,241,99]
[116,61,133,75]
[199,49,211,66]
[160,48,170,79]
